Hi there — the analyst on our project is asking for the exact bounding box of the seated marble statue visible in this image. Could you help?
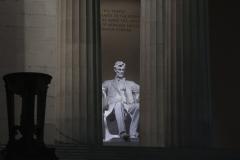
[102,61,140,142]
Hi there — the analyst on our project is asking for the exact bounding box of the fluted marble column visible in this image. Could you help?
[175,0,212,147]
[56,0,88,143]
[140,0,176,147]
[86,0,102,145]
[140,0,211,147]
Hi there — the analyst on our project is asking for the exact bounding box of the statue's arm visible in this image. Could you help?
[102,87,107,98]
[102,81,108,110]
[132,82,140,103]
[102,81,108,98]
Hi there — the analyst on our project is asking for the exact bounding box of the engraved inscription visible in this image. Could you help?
[101,8,139,32]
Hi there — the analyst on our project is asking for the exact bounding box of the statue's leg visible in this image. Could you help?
[114,102,126,135]
[128,103,140,138]
[103,109,119,142]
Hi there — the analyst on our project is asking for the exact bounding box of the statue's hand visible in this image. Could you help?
[103,104,109,111]
[134,93,140,103]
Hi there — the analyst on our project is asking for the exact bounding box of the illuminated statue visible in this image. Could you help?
[102,61,140,142]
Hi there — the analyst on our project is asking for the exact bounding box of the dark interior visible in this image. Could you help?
[209,0,240,148]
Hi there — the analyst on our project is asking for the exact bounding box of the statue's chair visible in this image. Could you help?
[1,72,57,160]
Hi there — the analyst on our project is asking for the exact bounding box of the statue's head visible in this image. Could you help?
[114,61,126,78]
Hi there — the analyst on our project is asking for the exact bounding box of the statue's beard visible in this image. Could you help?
[116,73,124,78]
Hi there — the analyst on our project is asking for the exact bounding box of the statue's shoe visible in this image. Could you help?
[120,132,130,142]
[103,134,120,142]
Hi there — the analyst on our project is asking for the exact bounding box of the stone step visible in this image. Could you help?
[1,144,240,160]
[0,144,88,160]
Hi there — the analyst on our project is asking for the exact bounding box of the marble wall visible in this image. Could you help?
[0,0,58,144]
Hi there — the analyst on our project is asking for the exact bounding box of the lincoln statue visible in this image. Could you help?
[102,61,140,142]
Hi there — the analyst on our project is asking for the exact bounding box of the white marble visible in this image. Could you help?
[102,61,140,142]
